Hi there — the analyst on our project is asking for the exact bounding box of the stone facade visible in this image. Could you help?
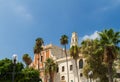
[55,55,87,82]
[30,44,67,82]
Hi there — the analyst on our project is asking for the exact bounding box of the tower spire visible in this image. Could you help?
[70,32,78,48]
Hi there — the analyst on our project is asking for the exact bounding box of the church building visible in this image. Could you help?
[30,32,89,82]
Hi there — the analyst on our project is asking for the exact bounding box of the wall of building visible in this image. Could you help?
[55,57,87,82]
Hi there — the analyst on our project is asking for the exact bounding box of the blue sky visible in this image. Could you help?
[0,0,120,62]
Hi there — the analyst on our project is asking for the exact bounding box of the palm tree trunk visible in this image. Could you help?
[50,72,54,82]
[65,45,69,82]
[75,60,79,82]
[45,75,48,82]
[52,72,54,82]
[108,62,113,82]
[50,74,52,82]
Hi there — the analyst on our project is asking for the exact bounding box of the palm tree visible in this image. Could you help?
[99,29,120,82]
[80,39,108,82]
[60,35,69,82]
[70,45,80,82]
[22,54,32,67]
[80,39,92,56]
[44,58,57,82]
[34,37,44,71]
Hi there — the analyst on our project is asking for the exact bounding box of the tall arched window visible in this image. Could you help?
[79,59,83,69]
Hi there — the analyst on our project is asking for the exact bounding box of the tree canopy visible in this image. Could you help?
[22,53,32,67]
[34,37,44,54]
[44,58,57,82]
[18,68,41,82]
[0,58,41,82]
[98,28,120,82]
[0,58,23,82]
[80,39,108,82]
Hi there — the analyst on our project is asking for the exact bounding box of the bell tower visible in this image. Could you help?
[70,32,78,48]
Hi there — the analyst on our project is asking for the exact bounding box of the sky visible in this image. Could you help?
[0,0,120,62]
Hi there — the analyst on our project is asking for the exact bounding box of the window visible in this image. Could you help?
[79,59,83,69]
[80,73,83,77]
[70,65,73,71]
[41,56,43,62]
[72,39,74,43]
[57,67,59,73]
[62,66,64,72]
[61,76,65,80]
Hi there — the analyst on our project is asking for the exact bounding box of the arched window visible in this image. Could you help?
[79,59,83,69]
[61,76,65,80]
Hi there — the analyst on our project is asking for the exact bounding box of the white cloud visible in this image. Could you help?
[82,31,100,40]
[0,1,32,20]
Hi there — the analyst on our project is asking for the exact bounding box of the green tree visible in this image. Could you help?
[70,45,80,82]
[0,58,24,82]
[99,29,120,82]
[18,68,42,82]
[44,58,57,82]
[22,53,32,67]
[0,58,41,82]
[34,37,44,71]
[80,39,108,82]
[60,35,69,82]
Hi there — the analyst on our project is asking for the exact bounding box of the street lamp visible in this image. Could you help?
[12,54,17,82]
[88,71,93,82]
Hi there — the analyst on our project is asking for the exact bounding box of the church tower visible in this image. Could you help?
[70,32,78,48]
